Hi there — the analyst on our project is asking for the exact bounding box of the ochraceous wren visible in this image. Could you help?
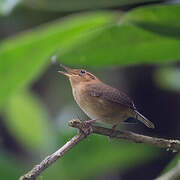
[59,64,155,131]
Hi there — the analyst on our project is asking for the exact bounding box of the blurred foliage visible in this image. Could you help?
[0,0,180,180]
[3,91,54,150]
[155,67,180,92]
[40,134,159,180]
[1,5,180,109]
[0,0,21,15]
[23,0,158,12]
[0,153,23,179]
[163,153,180,172]
[0,12,114,108]
[59,5,180,66]
[156,153,180,179]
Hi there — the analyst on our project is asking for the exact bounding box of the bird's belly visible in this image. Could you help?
[81,103,130,125]
[73,88,132,125]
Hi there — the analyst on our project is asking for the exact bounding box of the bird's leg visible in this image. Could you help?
[112,124,118,131]
[108,124,118,141]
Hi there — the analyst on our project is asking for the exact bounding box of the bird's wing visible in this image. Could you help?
[87,83,135,110]
[87,83,155,129]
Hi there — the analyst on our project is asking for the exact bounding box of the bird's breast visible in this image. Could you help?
[72,86,99,119]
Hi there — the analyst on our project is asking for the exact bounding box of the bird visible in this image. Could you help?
[58,64,155,133]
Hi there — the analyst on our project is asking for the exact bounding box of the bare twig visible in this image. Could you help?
[20,132,88,180]
[155,161,180,180]
[20,119,180,180]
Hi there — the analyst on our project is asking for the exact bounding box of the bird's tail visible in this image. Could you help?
[134,110,155,129]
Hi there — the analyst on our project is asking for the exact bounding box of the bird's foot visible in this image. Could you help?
[81,119,96,136]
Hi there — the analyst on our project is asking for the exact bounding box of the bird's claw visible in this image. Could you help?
[80,121,94,137]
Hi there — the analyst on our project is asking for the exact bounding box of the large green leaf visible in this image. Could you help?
[23,0,158,12]
[59,5,180,66]
[0,12,115,108]
[1,5,180,109]
[4,91,53,150]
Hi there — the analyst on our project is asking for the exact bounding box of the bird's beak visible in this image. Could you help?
[58,64,73,78]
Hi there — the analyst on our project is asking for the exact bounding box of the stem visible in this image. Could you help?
[20,119,180,180]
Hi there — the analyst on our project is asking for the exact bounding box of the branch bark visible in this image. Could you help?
[20,119,180,180]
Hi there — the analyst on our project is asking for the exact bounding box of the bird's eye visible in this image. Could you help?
[80,70,86,75]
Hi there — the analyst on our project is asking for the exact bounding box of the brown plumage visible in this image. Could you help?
[59,64,155,129]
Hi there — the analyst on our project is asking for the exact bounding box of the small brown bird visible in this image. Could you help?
[59,64,155,131]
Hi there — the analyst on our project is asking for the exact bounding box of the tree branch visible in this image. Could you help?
[71,120,180,152]
[20,131,87,180]
[20,119,180,180]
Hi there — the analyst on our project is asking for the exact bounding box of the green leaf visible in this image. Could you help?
[23,0,157,12]
[59,5,180,66]
[4,91,53,150]
[0,12,115,108]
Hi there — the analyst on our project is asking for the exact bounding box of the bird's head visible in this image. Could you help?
[58,64,98,86]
